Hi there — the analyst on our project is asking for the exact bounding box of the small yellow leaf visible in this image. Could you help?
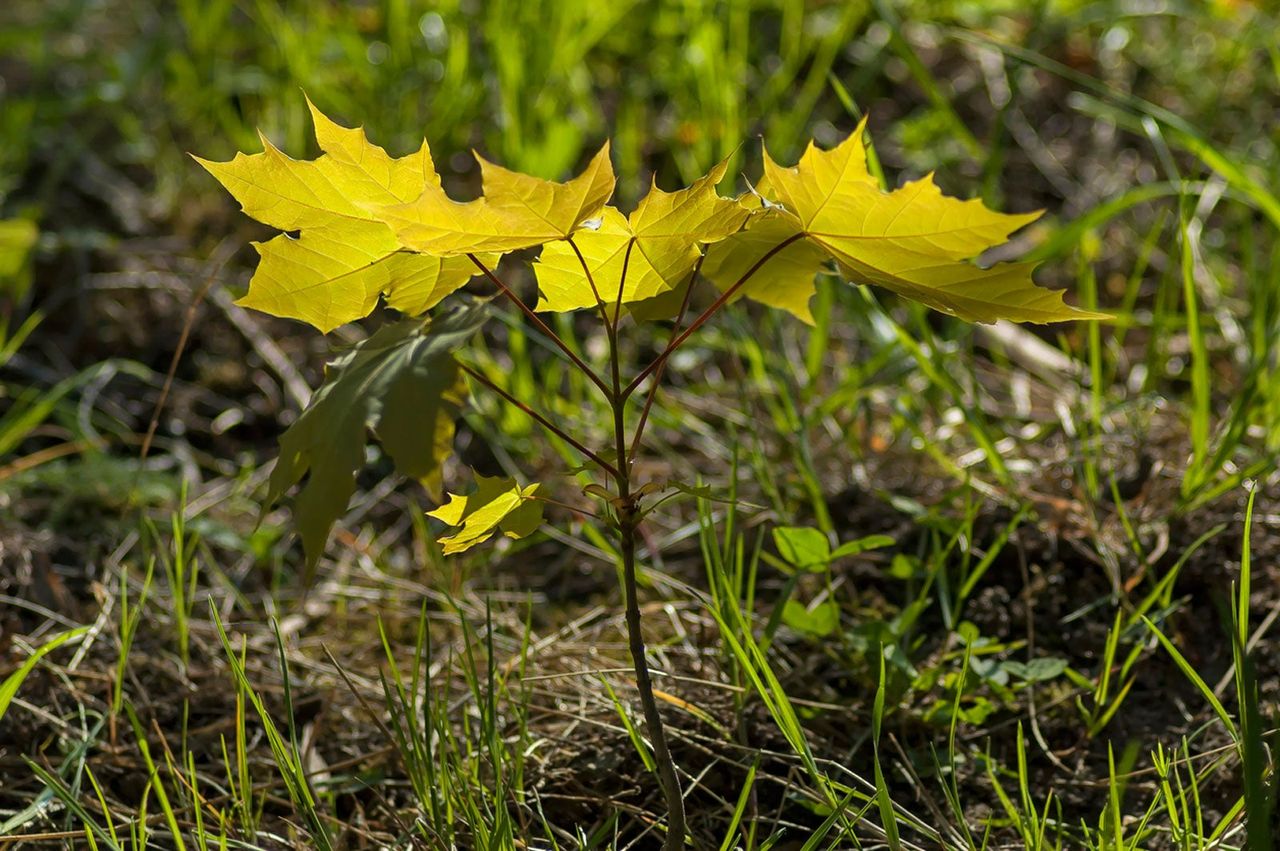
[375,144,616,255]
[534,158,748,316]
[427,476,543,555]
[533,207,700,314]
[760,123,1107,324]
[195,98,487,332]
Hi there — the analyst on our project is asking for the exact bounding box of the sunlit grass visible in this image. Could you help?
[1,0,1276,847]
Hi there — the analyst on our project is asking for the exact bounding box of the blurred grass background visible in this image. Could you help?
[2,0,1279,847]
[2,0,1274,212]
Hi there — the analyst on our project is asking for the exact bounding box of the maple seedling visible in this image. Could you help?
[197,97,1104,848]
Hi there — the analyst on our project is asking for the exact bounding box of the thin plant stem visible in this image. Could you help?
[630,254,705,459]
[469,236,687,845]
[568,235,617,334]
[466,253,614,400]
[622,233,804,400]
[612,394,686,849]
[614,238,637,325]
[601,247,686,846]
[458,361,620,479]
[619,510,686,850]
[529,494,601,519]
[610,240,636,471]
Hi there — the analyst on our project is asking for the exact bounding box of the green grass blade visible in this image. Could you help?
[1140,616,1237,740]
[0,626,88,722]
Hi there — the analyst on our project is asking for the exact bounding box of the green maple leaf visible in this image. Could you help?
[268,301,488,569]
[194,97,494,332]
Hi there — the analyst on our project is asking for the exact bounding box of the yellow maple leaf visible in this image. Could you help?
[761,120,882,212]
[702,211,831,324]
[534,158,749,317]
[709,121,1108,324]
[427,476,543,555]
[374,144,616,256]
[194,98,490,332]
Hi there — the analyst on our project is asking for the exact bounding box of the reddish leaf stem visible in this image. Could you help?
[530,493,601,520]
[567,235,617,334]
[458,361,620,480]
[629,254,704,460]
[467,253,614,400]
[614,238,637,326]
[621,232,804,400]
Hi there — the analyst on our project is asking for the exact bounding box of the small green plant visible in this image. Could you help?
[147,485,201,669]
[197,96,1103,847]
